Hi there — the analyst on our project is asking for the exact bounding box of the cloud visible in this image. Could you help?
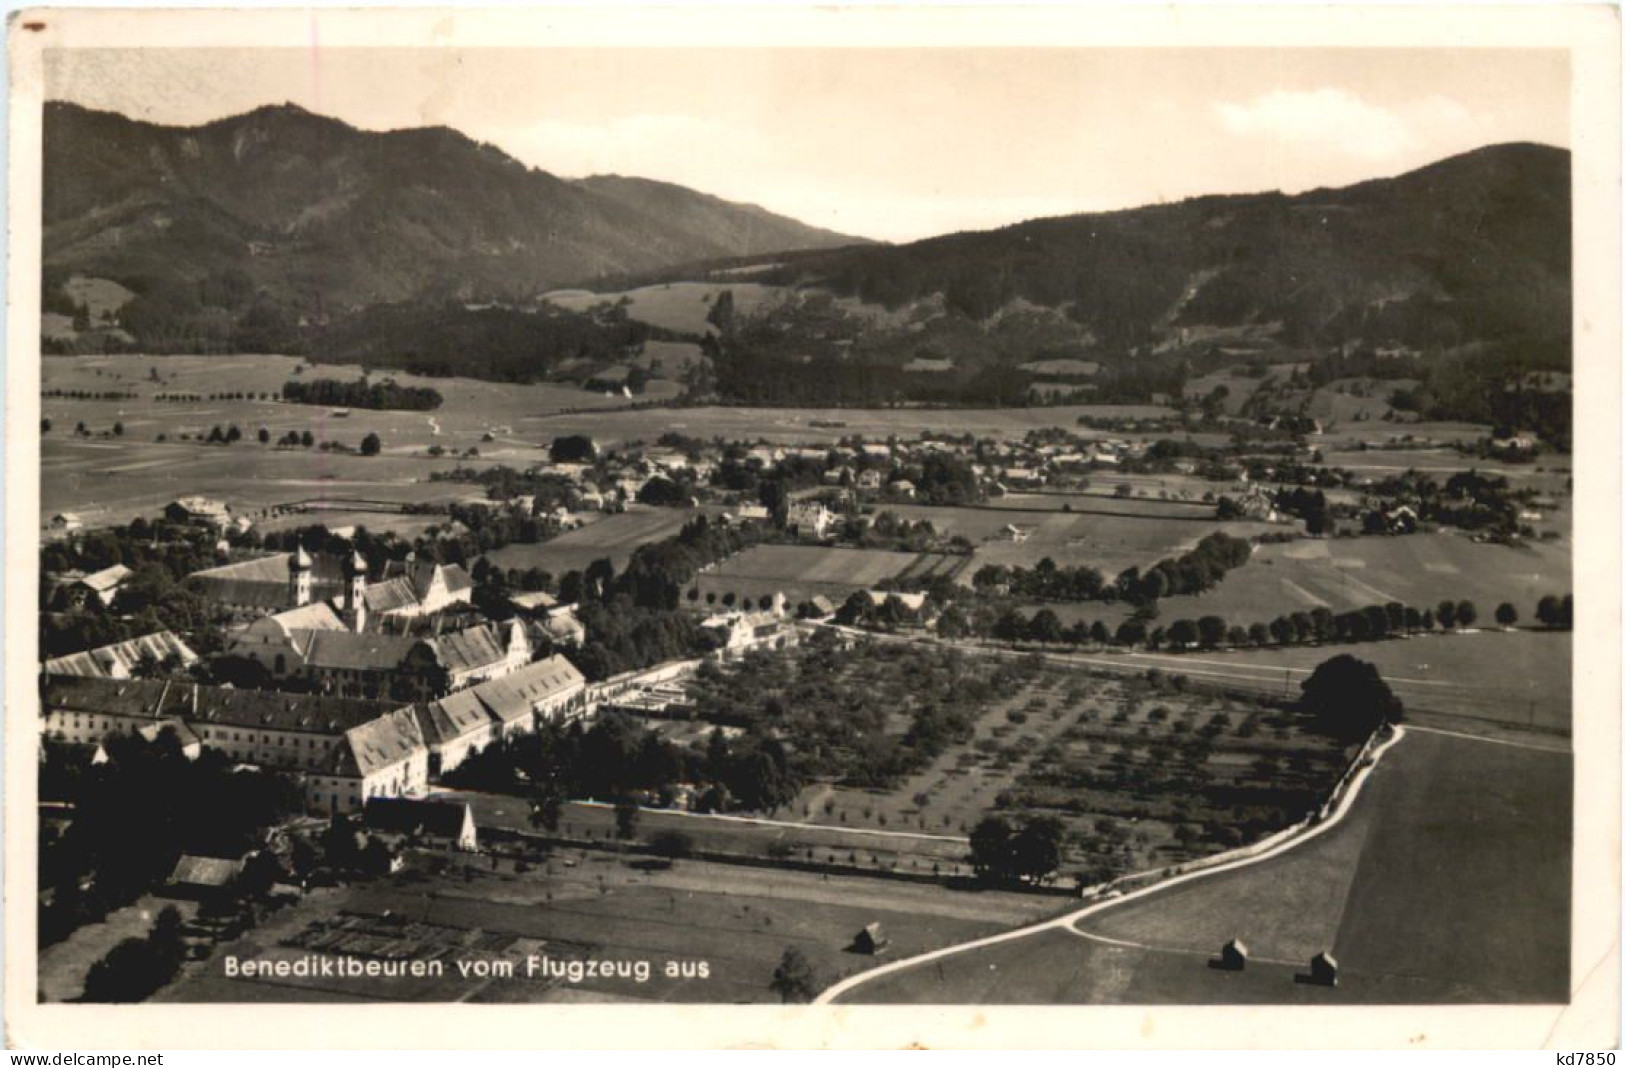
[1215,88,1476,162]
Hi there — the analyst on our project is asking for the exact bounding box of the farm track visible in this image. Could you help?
[815,724,1411,1003]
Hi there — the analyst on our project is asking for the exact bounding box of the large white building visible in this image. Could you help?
[40,676,429,815]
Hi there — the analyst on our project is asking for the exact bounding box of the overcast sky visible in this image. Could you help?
[47,48,1569,243]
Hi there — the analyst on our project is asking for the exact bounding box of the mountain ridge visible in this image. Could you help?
[42,101,868,318]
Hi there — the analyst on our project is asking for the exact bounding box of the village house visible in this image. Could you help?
[787,500,835,539]
[165,496,233,530]
[49,513,83,533]
[364,797,478,852]
[48,564,133,609]
[702,606,797,659]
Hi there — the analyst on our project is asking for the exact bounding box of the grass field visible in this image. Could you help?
[875,503,1278,578]
[837,728,1570,1003]
[39,354,666,527]
[1146,533,1570,624]
[542,282,786,336]
[486,506,714,576]
[41,437,496,531]
[153,846,1052,1004]
[991,628,1571,733]
[690,544,965,605]
[530,403,1178,448]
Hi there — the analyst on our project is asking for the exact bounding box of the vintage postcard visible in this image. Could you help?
[5,4,1619,1051]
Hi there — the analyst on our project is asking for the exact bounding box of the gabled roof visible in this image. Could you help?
[364,797,472,839]
[297,631,417,672]
[191,552,345,608]
[42,675,171,721]
[429,624,508,676]
[470,654,584,724]
[186,685,407,735]
[333,708,424,778]
[415,689,496,747]
[76,564,132,593]
[42,630,198,678]
[361,576,420,614]
[508,590,558,611]
[169,854,244,888]
[270,601,347,634]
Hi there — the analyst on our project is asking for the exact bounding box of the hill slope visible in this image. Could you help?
[748,142,1569,352]
[41,101,864,318]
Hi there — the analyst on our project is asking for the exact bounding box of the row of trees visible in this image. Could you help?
[972,595,1557,653]
[970,533,1253,606]
[282,377,443,412]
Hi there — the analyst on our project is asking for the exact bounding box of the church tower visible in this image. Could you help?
[288,546,313,607]
[342,550,368,632]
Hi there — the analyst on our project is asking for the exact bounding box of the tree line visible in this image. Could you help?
[282,376,444,412]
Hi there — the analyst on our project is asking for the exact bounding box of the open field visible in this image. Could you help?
[154,845,1053,1004]
[837,728,1570,1003]
[690,544,965,605]
[39,354,664,527]
[485,505,714,577]
[41,437,494,531]
[530,403,1178,448]
[543,282,785,336]
[996,629,1570,733]
[1146,532,1570,624]
[984,491,1221,517]
[875,503,1279,578]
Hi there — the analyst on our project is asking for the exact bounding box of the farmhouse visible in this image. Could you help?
[51,564,132,608]
[50,513,83,533]
[702,607,797,658]
[166,854,247,902]
[364,797,478,851]
[43,630,198,679]
[166,496,232,530]
[787,500,835,539]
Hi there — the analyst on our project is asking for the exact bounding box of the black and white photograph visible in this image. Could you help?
[5,4,1618,1051]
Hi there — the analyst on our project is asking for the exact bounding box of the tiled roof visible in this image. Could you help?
[191,552,345,608]
[271,602,347,634]
[335,708,424,777]
[77,564,132,593]
[169,854,245,888]
[429,624,507,676]
[470,654,584,724]
[361,576,420,614]
[415,689,496,747]
[42,676,171,721]
[297,631,418,672]
[364,797,471,839]
[42,630,199,678]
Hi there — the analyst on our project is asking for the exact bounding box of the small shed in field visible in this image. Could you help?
[1218,938,1248,971]
[852,922,890,955]
[1309,951,1339,987]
